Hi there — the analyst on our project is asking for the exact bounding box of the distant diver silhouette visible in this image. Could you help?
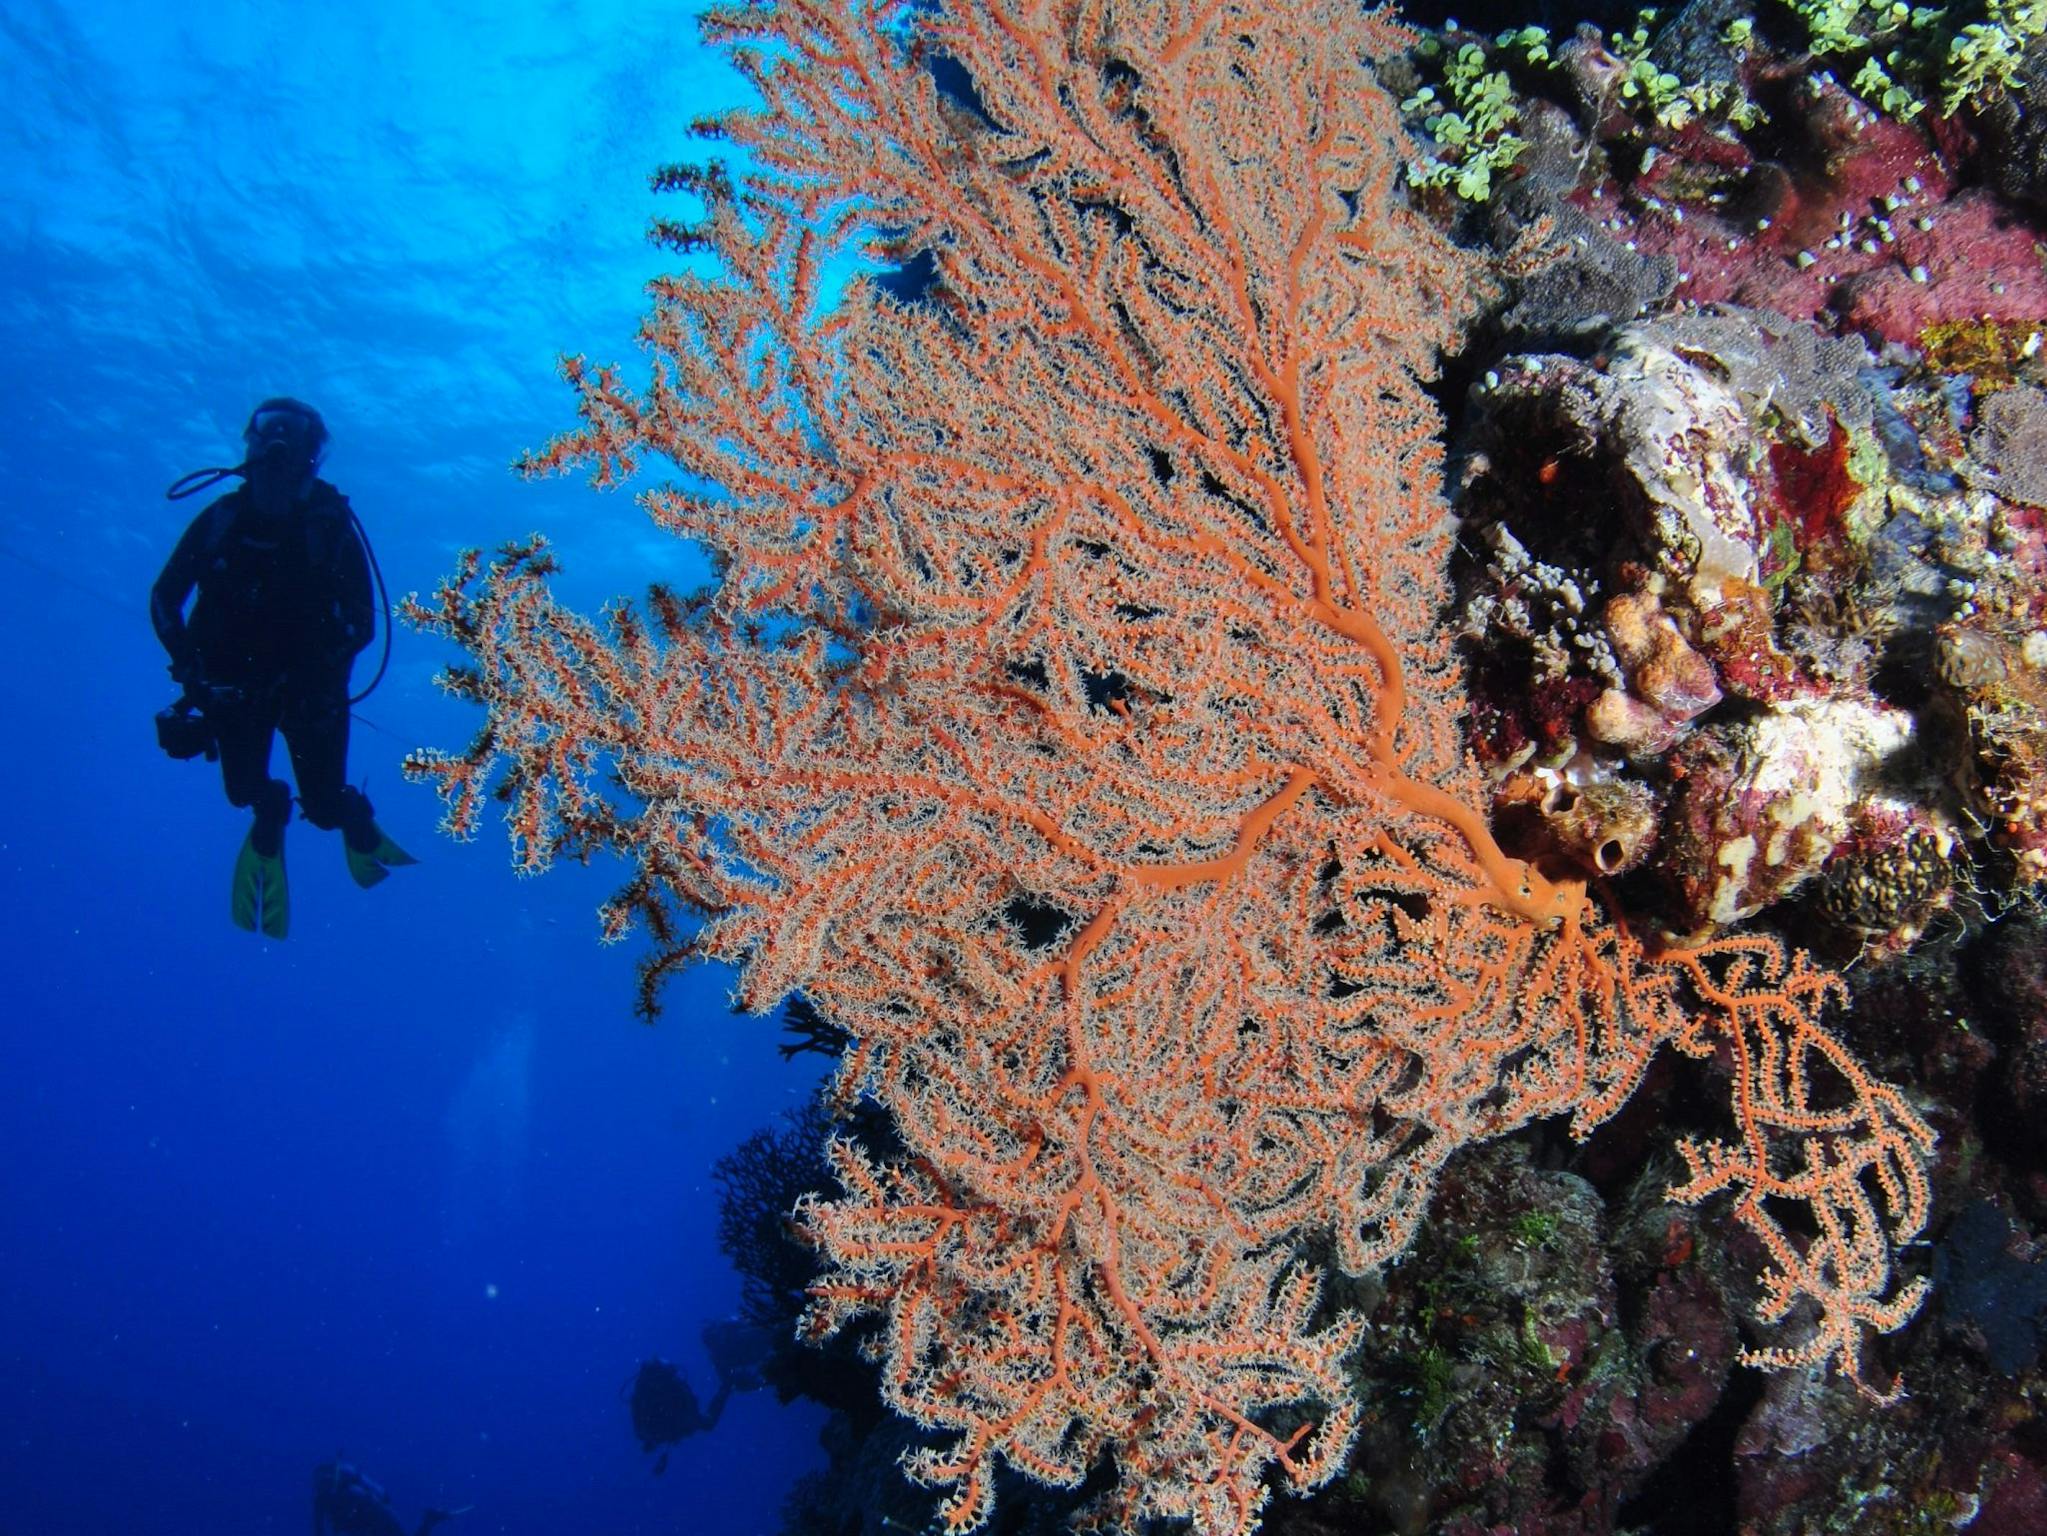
[627,1323,774,1473]
[311,1460,463,1536]
[628,1359,717,1474]
[153,398,413,938]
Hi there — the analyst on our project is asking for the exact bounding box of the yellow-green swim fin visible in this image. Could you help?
[231,830,289,939]
[344,822,418,889]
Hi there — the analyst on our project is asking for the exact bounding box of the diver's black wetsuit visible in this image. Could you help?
[151,480,375,846]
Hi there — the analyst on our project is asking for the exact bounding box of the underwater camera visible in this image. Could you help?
[155,700,218,761]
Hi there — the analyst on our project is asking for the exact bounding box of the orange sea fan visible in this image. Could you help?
[406,2,1934,1531]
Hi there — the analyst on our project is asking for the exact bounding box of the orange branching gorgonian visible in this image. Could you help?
[406,2,1935,1531]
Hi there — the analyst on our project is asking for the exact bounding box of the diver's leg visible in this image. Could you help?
[217,698,291,936]
[284,671,415,886]
[282,673,363,836]
[216,702,292,851]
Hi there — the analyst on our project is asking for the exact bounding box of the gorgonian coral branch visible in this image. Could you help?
[407,2,1935,1529]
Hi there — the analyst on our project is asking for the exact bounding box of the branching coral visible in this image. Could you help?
[407,3,1935,1530]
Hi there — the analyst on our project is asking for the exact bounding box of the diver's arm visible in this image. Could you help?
[150,508,214,678]
[702,1380,732,1432]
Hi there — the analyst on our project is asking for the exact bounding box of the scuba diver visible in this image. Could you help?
[628,1357,722,1474]
[627,1321,776,1473]
[310,1461,459,1536]
[152,398,414,938]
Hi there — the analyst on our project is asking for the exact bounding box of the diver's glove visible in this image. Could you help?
[169,653,206,696]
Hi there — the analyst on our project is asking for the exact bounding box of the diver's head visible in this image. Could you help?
[242,397,328,505]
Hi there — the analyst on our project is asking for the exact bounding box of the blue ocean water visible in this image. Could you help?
[0,4,831,1531]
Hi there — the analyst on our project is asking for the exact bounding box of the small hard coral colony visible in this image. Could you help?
[409,2,1935,1532]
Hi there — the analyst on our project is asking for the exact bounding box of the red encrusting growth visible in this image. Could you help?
[406,4,1935,1531]
[1767,416,1858,569]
